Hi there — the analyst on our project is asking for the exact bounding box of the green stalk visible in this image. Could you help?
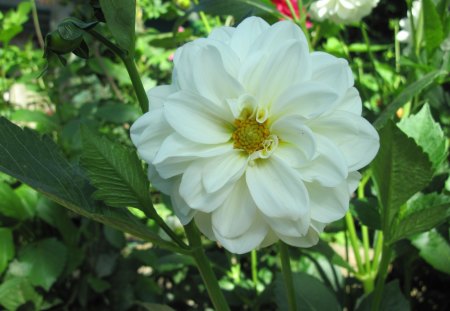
[361,23,383,96]
[87,29,148,113]
[286,0,312,51]
[362,226,371,273]
[251,250,259,287]
[184,222,230,311]
[30,0,44,49]
[279,241,297,311]
[371,244,392,311]
[371,231,384,274]
[345,212,365,273]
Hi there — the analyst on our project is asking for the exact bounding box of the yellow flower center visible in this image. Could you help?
[232,118,270,154]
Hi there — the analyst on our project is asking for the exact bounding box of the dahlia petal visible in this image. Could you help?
[246,157,309,219]
[153,133,232,165]
[179,160,233,212]
[194,212,215,241]
[147,84,176,108]
[336,87,362,115]
[272,116,317,159]
[230,16,270,60]
[208,26,235,44]
[347,171,362,194]
[202,151,247,193]
[274,144,309,168]
[171,179,196,225]
[131,108,172,163]
[310,52,354,94]
[308,111,380,171]
[264,214,310,237]
[271,81,339,120]
[307,181,349,223]
[211,178,257,239]
[147,165,173,194]
[164,91,232,144]
[277,225,320,248]
[174,42,243,111]
[213,213,268,254]
[298,134,348,187]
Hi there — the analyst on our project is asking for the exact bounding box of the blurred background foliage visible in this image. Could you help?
[0,0,449,310]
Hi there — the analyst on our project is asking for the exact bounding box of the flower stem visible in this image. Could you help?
[371,243,392,311]
[279,241,297,311]
[251,250,259,287]
[345,212,365,273]
[87,29,149,113]
[184,222,230,311]
[30,0,44,49]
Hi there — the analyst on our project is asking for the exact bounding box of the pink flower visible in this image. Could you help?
[271,0,313,28]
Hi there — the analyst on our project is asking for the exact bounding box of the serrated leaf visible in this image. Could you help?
[423,0,444,54]
[0,228,14,274]
[390,193,450,243]
[397,104,448,170]
[411,229,450,274]
[18,238,67,291]
[275,272,340,311]
[0,118,184,254]
[373,70,446,129]
[0,278,42,311]
[80,127,152,210]
[99,0,136,55]
[371,121,433,240]
[350,198,381,230]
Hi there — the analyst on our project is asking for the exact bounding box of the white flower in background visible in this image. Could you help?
[397,0,421,43]
[131,17,379,254]
[310,0,380,24]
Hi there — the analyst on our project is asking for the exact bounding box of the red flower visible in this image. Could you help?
[271,0,299,18]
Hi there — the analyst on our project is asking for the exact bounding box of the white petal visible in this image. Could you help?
[310,52,354,95]
[194,212,215,241]
[213,212,269,254]
[230,16,270,60]
[174,41,243,110]
[308,111,380,171]
[202,151,247,193]
[170,179,196,225]
[274,144,309,168]
[251,19,309,53]
[272,117,317,159]
[147,84,176,109]
[179,160,233,212]
[335,87,362,115]
[164,91,232,144]
[211,178,257,239]
[153,133,232,165]
[347,171,362,194]
[240,40,311,104]
[307,181,349,223]
[264,214,310,237]
[131,108,173,164]
[208,26,235,44]
[277,225,320,248]
[298,134,348,187]
[246,157,309,219]
[148,165,173,194]
[259,229,279,248]
[271,81,339,120]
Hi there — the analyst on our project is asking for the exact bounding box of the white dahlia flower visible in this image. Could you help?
[310,0,380,24]
[131,17,379,254]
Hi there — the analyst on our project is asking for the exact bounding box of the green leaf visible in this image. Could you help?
[103,226,126,249]
[18,238,67,291]
[307,240,357,274]
[80,127,152,210]
[0,278,42,311]
[423,0,444,54]
[0,228,14,274]
[390,193,450,243]
[193,0,278,19]
[10,109,58,133]
[411,229,450,274]
[275,272,340,311]
[99,0,136,55]
[373,70,446,130]
[0,182,33,220]
[0,118,185,254]
[397,104,448,170]
[95,103,140,123]
[371,121,433,241]
[136,302,176,311]
[87,275,111,293]
[355,280,409,311]
[350,198,381,230]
